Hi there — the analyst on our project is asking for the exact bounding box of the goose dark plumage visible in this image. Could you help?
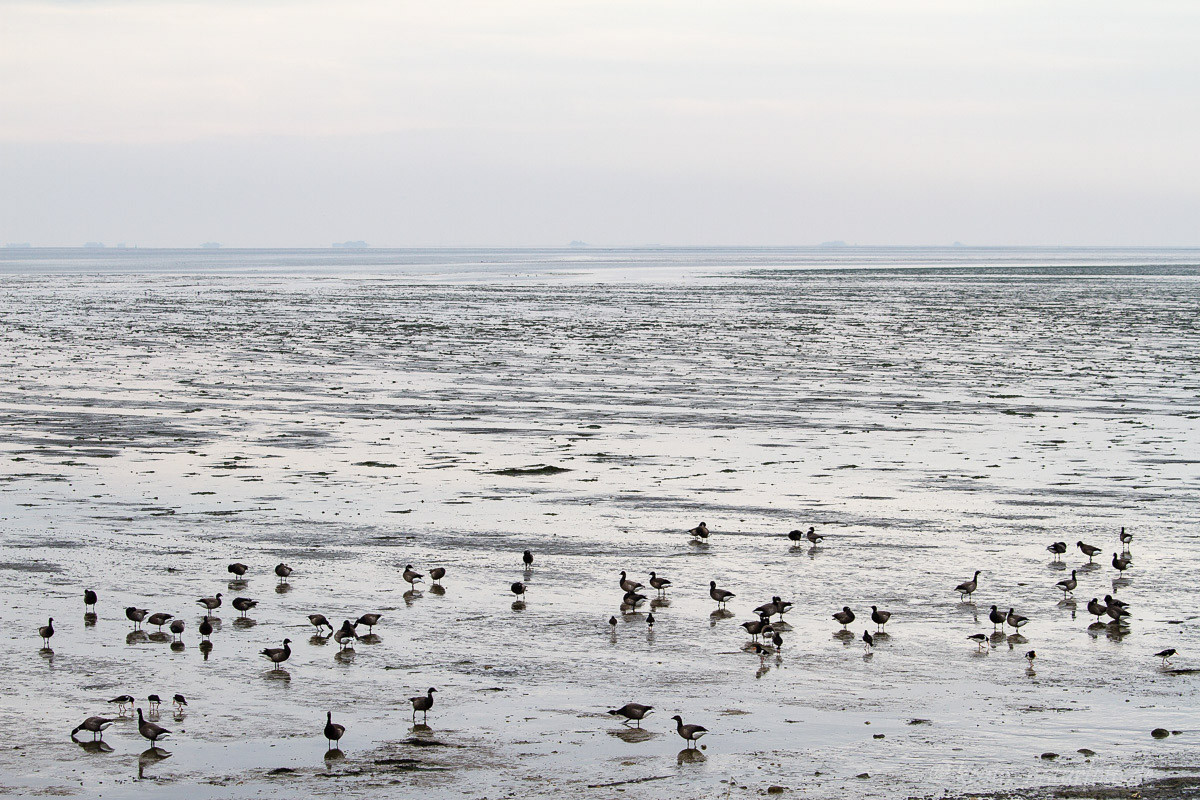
[403,565,424,587]
[608,703,653,726]
[1086,597,1108,621]
[274,563,292,582]
[169,618,185,640]
[197,593,223,611]
[689,521,710,539]
[1056,570,1078,597]
[308,613,333,632]
[709,581,734,607]
[324,711,346,748]
[648,571,671,594]
[126,607,148,628]
[618,571,642,593]
[137,708,170,744]
[38,617,54,647]
[870,606,891,631]
[198,616,213,640]
[832,607,855,629]
[671,715,708,748]
[522,550,534,568]
[228,562,248,577]
[147,612,173,631]
[1046,541,1067,560]
[430,567,446,585]
[232,597,257,616]
[71,716,114,740]
[355,614,382,633]
[511,581,526,599]
[409,687,437,722]
[1077,541,1101,562]
[955,571,981,601]
[84,589,98,610]
[261,638,292,669]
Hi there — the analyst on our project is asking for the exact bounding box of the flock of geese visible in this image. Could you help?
[44,521,1175,762]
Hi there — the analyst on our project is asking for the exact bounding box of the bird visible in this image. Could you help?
[108,695,135,714]
[1105,602,1131,623]
[622,590,647,607]
[968,633,989,652]
[755,597,793,620]
[608,703,653,727]
[648,571,672,594]
[430,567,446,585]
[137,708,170,745]
[689,521,710,540]
[1155,648,1177,667]
[198,616,213,640]
[403,565,424,587]
[227,562,248,577]
[169,619,185,640]
[308,613,333,633]
[1104,594,1129,610]
[1046,541,1067,560]
[988,605,1006,631]
[955,571,981,601]
[173,694,188,711]
[1006,608,1029,631]
[334,620,358,649]
[1112,553,1131,575]
[147,612,174,631]
[1119,527,1133,549]
[37,617,54,647]
[1077,541,1102,562]
[870,606,891,631]
[619,571,643,593]
[355,613,382,634]
[741,618,769,640]
[274,563,292,582]
[522,550,534,568]
[833,607,855,629]
[709,581,734,608]
[126,606,148,628]
[771,630,784,650]
[511,581,526,600]
[806,527,823,545]
[862,630,874,651]
[84,589,98,611]
[324,711,346,749]
[197,593,223,611]
[1086,598,1108,621]
[608,616,618,632]
[646,612,655,628]
[1056,570,1078,597]
[787,528,806,543]
[147,694,161,713]
[409,687,437,722]
[671,715,708,748]
[261,638,292,669]
[232,597,257,617]
[71,716,114,741]
[1025,650,1036,667]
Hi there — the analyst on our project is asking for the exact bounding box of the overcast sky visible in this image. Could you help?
[1,1,1198,247]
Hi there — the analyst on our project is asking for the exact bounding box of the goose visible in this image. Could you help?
[1154,648,1176,666]
[648,571,671,594]
[409,687,437,722]
[864,607,890,632]
[402,565,424,587]
[1103,594,1128,610]
[618,571,643,594]
[754,599,780,619]
[173,694,188,711]
[709,581,734,608]
[646,612,655,628]
[429,567,446,585]
[771,630,784,650]
[787,528,806,543]
[136,708,170,744]
[231,598,256,617]
[274,563,292,582]
[308,613,333,633]
[38,617,54,647]
[671,715,708,748]
[71,716,114,740]
[147,695,161,713]
[608,616,618,631]
[196,593,222,611]
[260,638,292,669]
[169,619,185,641]
[1077,541,1102,562]
[989,605,1006,630]
[955,571,981,601]
[862,630,874,651]
[355,614,382,634]
[1046,541,1067,560]
[806,527,823,545]
[1119,527,1133,548]
[1105,603,1131,623]
[198,616,213,640]
[741,618,769,640]
[1086,598,1108,621]
[324,711,345,748]
[1056,570,1078,597]
[1006,608,1029,631]
[511,581,526,599]
[522,550,533,568]
[227,563,248,577]
[689,521,710,539]
[1112,553,1131,575]
[608,703,653,727]
[622,590,647,607]
[832,607,855,629]
[108,695,135,714]
[84,589,98,611]
[147,612,173,631]
[968,633,989,652]
[126,607,148,628]
[333,621,358,649]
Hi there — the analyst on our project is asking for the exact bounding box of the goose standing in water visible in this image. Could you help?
[1046,542,1067,561]
[1006,608,1029,631]
[671,715,708,748]
[324,711,345,749]
[648,571,671,595]
[409,687,437,722]
[228,563,248,578]
[71,716,114,741]
[261,638,292,669]
[38,617,54,647]
[355,614,382,634]
[709,581,735,608]
[955,571,981,601]
[1077,541,1102,562]
[870,606,891,632]
[136,708,170,744]
[308,614,333,633]
[522,550,534,568]
[511,581,526,600]
[1119,527,1133,550]
[787,528,806,543]
[1112,553,1131,575]
[169,619,185,641]
[832,607,855,629]
[126,607,148,629]
[618,571,643,594]
[274,563,292,583]
[232,598,257,617]
[806,527,823,545]
[147,612,173,631]
[198,616,213,640]
[402,565,424,588]
[334,621,358,649]
[1056,570,1078,597]
[608,703,653,727]
[1086,598,1108,622]
[196,593,223,612]
[429,567,446,585]
[689,522,710,540]
[84,589,98,612]
[989,605,1006,631]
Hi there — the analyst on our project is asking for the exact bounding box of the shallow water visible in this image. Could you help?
[1,247,1198,799]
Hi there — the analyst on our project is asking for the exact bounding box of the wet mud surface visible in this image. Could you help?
[1,248,1198,798]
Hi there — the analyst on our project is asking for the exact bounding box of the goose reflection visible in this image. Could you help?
[264,667,292,682]
[324,748,345,762]
[334,648,356,664]
[275,583,292,595]
[199,640,213,660]
[76,739,114,754]
[677,748,706,765]
[608,726,653,744]
[84,612,98,627]
[233,617,257,629]
[709,609,734,626]
[650,597,671,610]
[126,631,148,646]
[137,746,171,778]
[429,584,446,597]
[511,601,526,612]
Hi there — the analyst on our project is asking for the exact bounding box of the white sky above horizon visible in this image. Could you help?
[2,1,1198,247]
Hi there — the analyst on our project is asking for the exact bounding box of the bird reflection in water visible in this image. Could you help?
[137,747,171,779]
[677,748,706,765]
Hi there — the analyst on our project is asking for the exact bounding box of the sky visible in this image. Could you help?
[1,0,1198,247]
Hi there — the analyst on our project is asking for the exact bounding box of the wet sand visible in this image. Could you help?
[1,248,1198,798]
